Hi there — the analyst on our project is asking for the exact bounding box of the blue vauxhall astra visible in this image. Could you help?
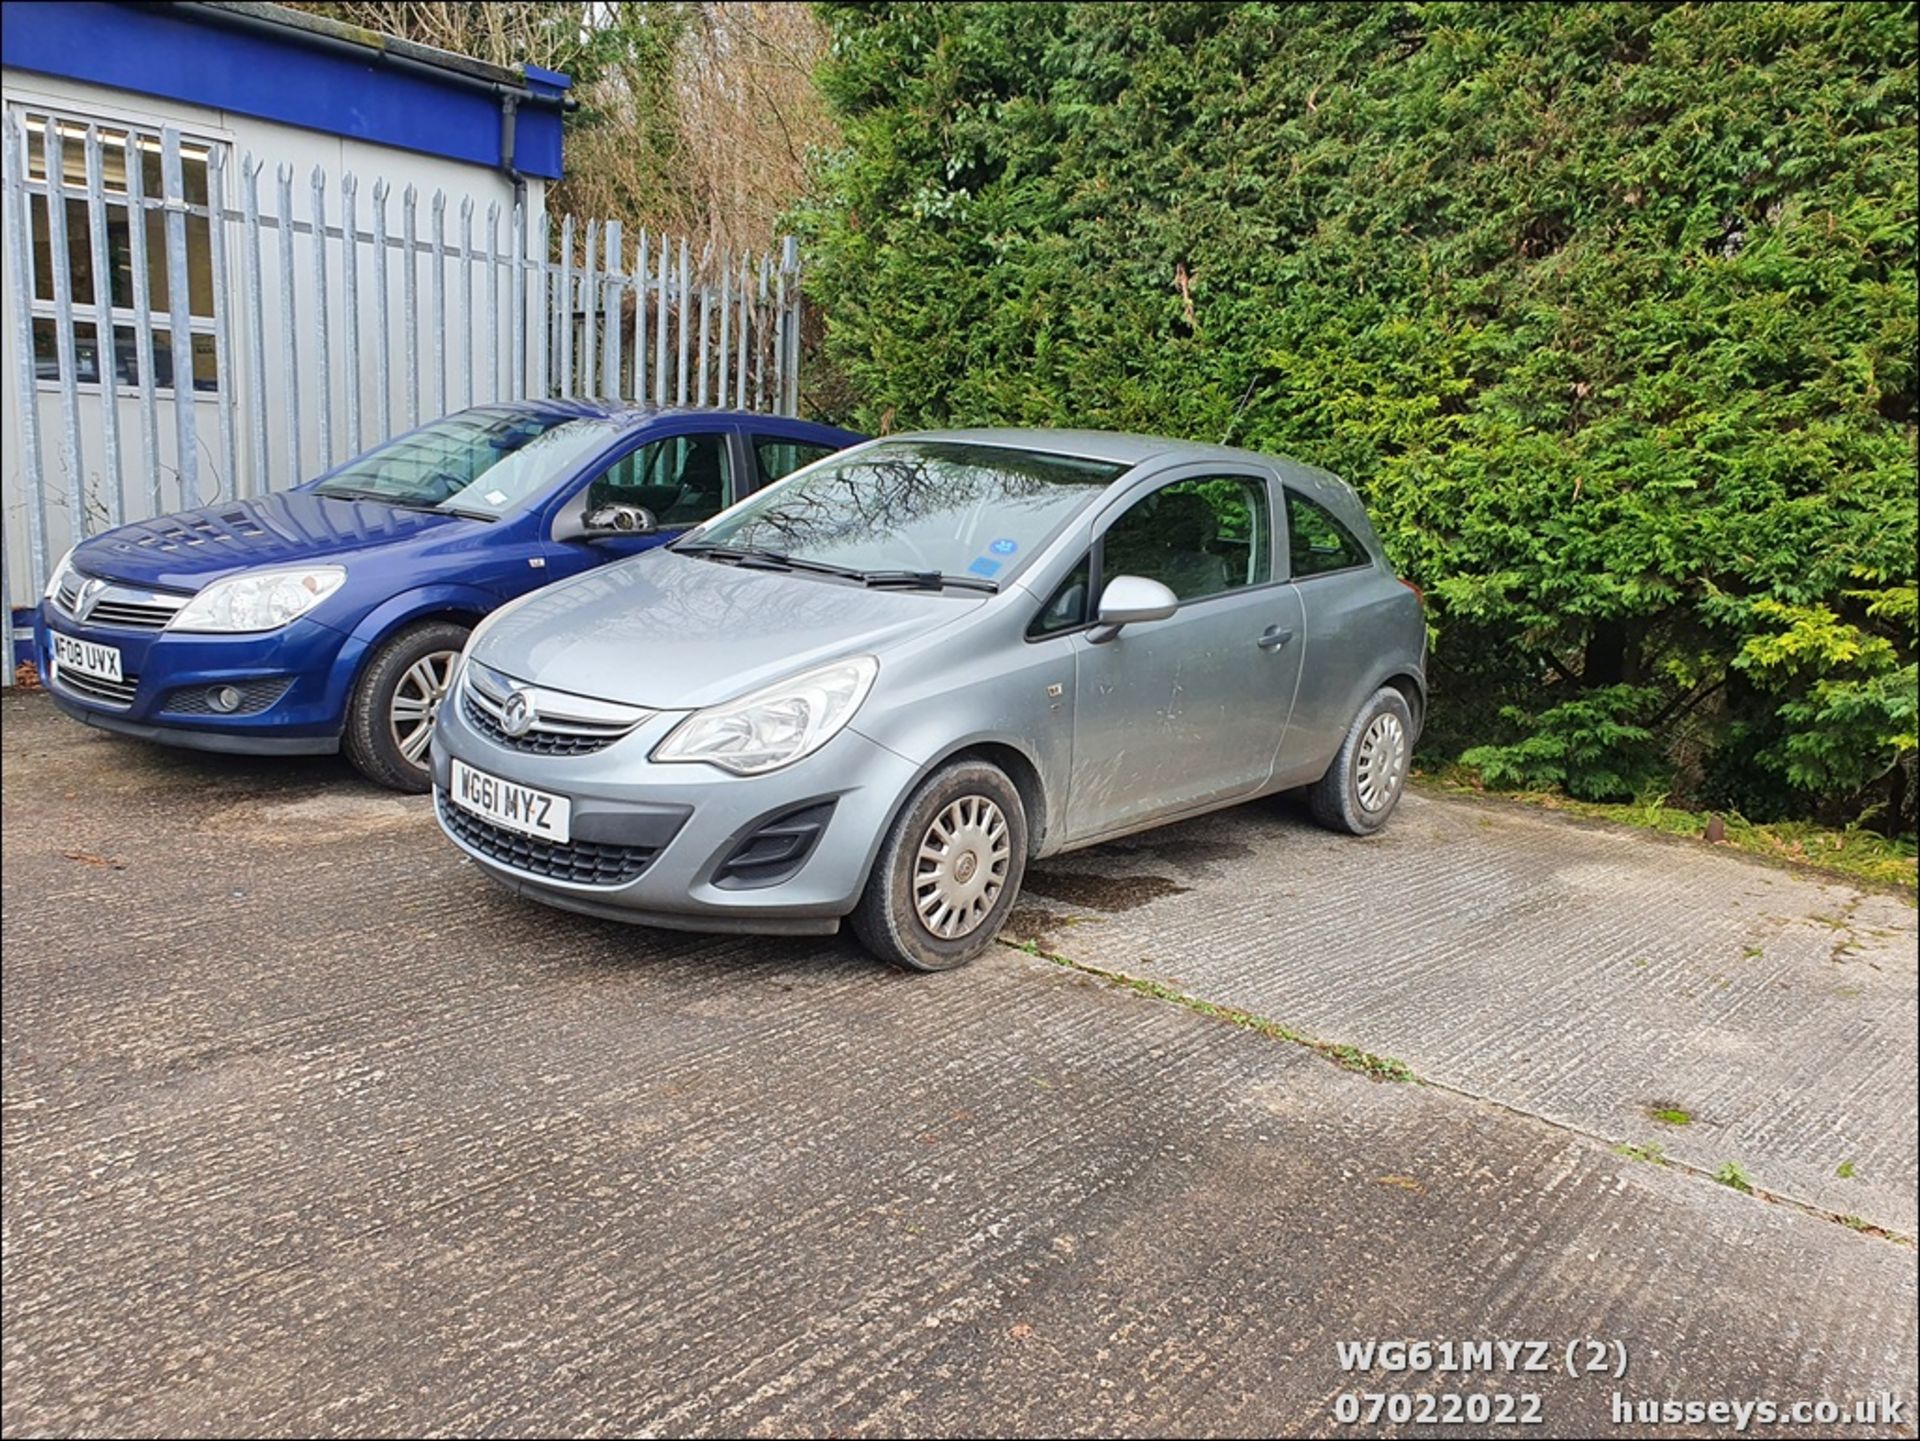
[36,402,864,790]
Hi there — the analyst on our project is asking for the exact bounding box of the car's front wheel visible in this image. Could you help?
[1308,685,1414,835]
[850,759,1030,972]
[343,619,470,793]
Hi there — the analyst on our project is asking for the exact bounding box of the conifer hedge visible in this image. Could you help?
[799,1,1918,832]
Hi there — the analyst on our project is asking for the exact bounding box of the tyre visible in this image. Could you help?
[1308,686,1414,835]
[850,759,1030,972]
[342,619,470,793]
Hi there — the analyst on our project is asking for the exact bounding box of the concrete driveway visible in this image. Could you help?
[3,691,1915,1436]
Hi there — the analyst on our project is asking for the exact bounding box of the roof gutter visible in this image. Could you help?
[162,0,573,200]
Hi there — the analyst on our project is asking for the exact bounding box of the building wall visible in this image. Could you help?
[2,68,549,608]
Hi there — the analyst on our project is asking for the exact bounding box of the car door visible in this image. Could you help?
[1062,466,1307,843]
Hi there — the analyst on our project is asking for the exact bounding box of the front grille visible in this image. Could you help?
[461,691,621,756]
[459,662,649,757]
[438,792,658,887]
[53,575,189,631]
[52,662,139,708]
[161,678,294,716]
[81,599,178,631]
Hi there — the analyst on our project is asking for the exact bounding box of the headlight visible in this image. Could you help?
[43,546,76,601]
[169,565,347,633]
[653,656,878,775]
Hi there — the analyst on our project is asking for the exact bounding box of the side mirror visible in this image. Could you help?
[1087,574,1179,644]
[563,503,658,541]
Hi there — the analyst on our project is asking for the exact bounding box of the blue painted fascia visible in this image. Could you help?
[1,1,568,179]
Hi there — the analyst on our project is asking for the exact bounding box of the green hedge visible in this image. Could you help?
[797,1,1918,833]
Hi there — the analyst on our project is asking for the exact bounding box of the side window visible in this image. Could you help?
[1028,552,1093,638]
[754,436,837,489]
[1285,488,1369,578]
[1098,476,1271,603]
[589,433,731,526]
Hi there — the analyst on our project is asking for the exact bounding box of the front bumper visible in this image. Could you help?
[36,604,348,751]
[431,679,920,933]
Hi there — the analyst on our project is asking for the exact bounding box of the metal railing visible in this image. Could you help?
[1,110,805,685]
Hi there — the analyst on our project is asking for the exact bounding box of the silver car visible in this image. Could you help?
[431,430,1426,971]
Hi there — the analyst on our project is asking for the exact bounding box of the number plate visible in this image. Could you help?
[51,631,123,683]
[448,758,571,843]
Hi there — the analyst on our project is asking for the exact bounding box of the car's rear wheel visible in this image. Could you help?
[343,620,470,793]
[1308,686,1414,835]
[850,760,1029,972]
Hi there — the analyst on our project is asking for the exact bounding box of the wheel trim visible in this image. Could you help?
[389,650,460,768]
[1355,711,1407,812]
[912,794,1013,940]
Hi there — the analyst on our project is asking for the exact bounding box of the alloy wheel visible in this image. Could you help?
[389,649,460,769]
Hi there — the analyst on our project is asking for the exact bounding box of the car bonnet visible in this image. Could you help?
[72,491,466,592]
[471,548,984,711]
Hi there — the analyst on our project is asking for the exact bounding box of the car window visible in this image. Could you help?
[1029,552,1093,638]
[589,433,731,527]
[691,440,1124,582]
[754,436,838,489]
[1286,488,1370,578]
[1099,476,1271,603]
[311,410,627,519]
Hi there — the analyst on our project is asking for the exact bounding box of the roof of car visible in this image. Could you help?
[888,427,1198,465]
[468,399,854,430]
[890,427,1352,486]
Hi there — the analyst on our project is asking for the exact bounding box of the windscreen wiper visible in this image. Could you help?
[673,545,993,592]
[392,500,499,523]
[860,570,999,594]
[675,545,868,582]
[316,488,497,523]
[674,543,802,570]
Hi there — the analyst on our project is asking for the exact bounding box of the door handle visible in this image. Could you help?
[1257,626,1295,651]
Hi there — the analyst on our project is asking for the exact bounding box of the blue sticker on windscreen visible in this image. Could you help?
[989,538,1019,556]
[968,557,1003,577]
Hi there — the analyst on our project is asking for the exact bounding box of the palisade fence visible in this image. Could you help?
[1,114,804,685]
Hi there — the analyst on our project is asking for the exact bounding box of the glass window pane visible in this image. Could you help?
[1029,552,1093,637]
[1285,489,1369,578]
[66,198,97,308]
[28,194,98,307]
[698,440,1123,577]
[1101,476,1271,602]
[32,318,102,383]
[142,207,169,312]
[590,435,732,525]
[753,436,835,489]
[314,413,625,518]
[189,331,218,392]
[185,212,213,317]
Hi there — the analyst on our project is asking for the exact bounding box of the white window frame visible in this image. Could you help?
[9,98,230,398]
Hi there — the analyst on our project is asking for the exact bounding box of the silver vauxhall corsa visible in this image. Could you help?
[431,431,1427,971]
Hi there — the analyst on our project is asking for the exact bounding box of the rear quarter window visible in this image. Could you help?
[1285,488,1371,579]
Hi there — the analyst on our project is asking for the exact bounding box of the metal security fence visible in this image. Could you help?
[1,107,804,684]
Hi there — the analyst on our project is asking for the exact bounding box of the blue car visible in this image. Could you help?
[36,403,864,790]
